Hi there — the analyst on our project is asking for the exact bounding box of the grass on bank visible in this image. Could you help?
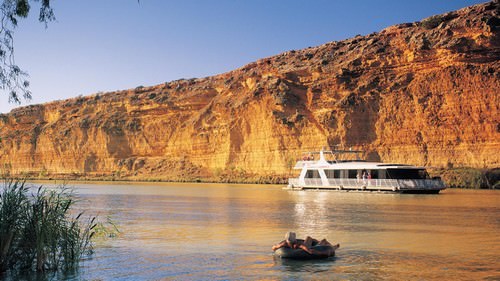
[3,166,499,189]
[0,179,96,273]
[430,167,500,189]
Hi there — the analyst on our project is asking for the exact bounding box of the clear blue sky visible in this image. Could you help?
[0,0,487,113]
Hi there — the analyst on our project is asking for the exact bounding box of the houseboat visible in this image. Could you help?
[287,148,446,194]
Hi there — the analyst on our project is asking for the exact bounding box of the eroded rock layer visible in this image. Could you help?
[0,1,499,180]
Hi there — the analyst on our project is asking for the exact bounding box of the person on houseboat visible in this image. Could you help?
[362,171,368,185]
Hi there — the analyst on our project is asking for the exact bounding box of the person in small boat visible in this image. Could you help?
[271,232,303,251]
[272,232,339,256]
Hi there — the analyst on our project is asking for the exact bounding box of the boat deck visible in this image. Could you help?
[287,178,445,193]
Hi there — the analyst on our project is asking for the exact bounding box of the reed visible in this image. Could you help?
[0,179,28,272]
[0,179,96,273]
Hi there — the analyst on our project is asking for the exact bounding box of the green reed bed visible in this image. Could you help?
[0,179,96,273]
[429,168,500,189]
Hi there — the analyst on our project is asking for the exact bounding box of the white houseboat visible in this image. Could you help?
[287,148,446,194]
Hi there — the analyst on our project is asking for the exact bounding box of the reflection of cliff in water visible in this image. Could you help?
[7,182,497,280]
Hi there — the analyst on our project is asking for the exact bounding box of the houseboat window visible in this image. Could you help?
[325,170,333,178]
[305,170,321,178]
[324,170,340,179]
[378,170,386,179]
[348,170,358,179]
[368,170,379,179]
[386,169,430,179]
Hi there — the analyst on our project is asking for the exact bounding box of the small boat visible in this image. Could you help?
[287,147,446,194]
[274,244,338,260]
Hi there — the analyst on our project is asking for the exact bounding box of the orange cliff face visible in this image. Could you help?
[0,1,498,180]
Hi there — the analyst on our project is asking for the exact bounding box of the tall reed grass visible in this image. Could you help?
[0,179,96,272]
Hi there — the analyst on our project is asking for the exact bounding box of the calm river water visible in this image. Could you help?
[9,182,500,280]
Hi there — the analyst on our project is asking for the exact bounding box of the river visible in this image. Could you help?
[8,182,500,280]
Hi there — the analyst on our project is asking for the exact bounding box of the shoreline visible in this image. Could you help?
[22,178,286,185]
[3,166,498,189]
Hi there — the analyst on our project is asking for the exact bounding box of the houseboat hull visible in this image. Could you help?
[287,178,446,194]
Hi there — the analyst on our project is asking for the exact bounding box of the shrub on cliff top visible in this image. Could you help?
[420,15,444,29]
[420,12,457,30]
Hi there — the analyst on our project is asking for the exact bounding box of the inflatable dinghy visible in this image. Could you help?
[273,245,337,260]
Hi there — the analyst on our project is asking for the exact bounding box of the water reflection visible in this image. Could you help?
[273,256,338,273]
[4,182,499,280]
[3,267,80,281]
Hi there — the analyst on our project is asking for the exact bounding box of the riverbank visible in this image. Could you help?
[428,167,499,189]
[2,167,499,189]
[1,169,289,185]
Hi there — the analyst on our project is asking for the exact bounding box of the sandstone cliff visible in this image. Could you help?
[0,1,498,181]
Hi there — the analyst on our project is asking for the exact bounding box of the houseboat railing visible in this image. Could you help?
[396,179,445,190]
[304,178,323,186]
[326,178,399,187]
[288,178,300,187]
[288,178,445,190]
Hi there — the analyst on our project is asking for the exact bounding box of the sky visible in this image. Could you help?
[0,0,487,113]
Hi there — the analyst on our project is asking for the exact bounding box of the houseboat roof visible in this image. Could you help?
[294,160,425,170]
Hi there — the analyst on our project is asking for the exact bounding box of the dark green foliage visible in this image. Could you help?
[212,167,288,184]
[1,0,54,103]
[304,53,314,60]
[0,179,96,273]
[420,15,444,29]
[339,93,361,108]
[420,12,458,30]
[126,118,142,132]
[15,0,30,18]
[102,114,126,136]
[485,168,500,189]
[440,168,497,189]
[79,117,90,128]
[0,180,28,272]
